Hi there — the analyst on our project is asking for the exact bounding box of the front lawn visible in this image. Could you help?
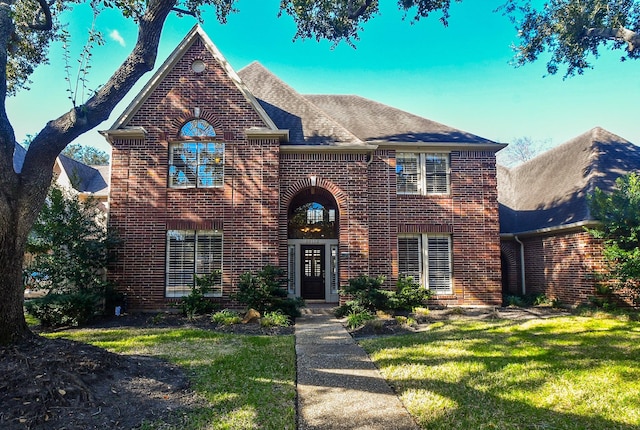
[361,315,640,430]
[45,328,296,429]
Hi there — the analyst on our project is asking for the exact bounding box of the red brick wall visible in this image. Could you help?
[367,149,502,306]
[108,37,280,310]
[520,231,606,306]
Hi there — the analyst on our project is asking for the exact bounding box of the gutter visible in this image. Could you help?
[513,235,526,296]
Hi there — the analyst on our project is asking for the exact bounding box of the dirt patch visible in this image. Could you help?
[347,306,571,338]
[0,336,199,429]
[1,312,293,429]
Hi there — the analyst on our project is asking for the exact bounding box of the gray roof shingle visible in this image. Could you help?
[498,127,640,234]
[238,62,497,146]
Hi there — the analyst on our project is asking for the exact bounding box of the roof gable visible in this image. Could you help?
[498,127,640,233]
[238,62,362,145]
[110,25,277,132]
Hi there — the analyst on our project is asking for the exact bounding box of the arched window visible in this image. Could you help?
[169,119,224,188]
[180,119,216,138]
[288,189,338,239]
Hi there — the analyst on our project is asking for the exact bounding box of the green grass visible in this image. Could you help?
[361,315,640,430]
[45,328,296,429]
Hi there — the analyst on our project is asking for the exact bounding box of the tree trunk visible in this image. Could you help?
[0,221,31,344]
[0,0,177,344]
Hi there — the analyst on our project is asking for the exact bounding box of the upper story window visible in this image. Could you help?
[396,152,450,195]
[169,119,224,188]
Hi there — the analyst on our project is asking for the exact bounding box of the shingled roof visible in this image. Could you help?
[498,127,640,234]
[238,62,497,147]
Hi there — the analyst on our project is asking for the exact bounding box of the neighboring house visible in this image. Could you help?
[14,144,110,211]
[498,127,640,306]
[102,25,505,311]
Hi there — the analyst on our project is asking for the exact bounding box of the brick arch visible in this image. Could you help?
[282,176,348,213]
[170,111,225,139]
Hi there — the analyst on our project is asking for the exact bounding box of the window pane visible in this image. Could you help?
[196,231,223,297]
[398,236,422,286]
[169,143,197,187]
[167,230,223,298]
[198,142,224,188]
[428,236,452,294]
[180,119,216,137]
[396,153,419,194]
[425,154,449,194]
[166,230,195,297]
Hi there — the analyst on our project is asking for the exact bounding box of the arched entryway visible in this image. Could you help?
[287,187,339,302]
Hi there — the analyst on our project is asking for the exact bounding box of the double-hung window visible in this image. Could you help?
[166,230,223,297]
[398,234,452,295]
[396,152,450,195]
[169,119,224,188]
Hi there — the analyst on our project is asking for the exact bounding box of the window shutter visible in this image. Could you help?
[288,245,296,294]
[398,236,423,286]
[195,231,223,297]
[166,230,195,297]
[427,236,452,294]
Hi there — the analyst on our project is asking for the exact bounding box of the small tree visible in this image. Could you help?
[588,173,640,304]
[24,185,119,326]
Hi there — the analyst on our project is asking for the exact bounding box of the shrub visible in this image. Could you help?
[211,309,242,325]
[232,265,305,319]
[25,291,101,327]
[340,275,390,312]
[260,310,291,327]
[345,311,375,329]
[390,275,432,311]
[178,272,220,320]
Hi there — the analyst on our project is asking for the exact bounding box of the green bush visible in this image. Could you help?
[340,275,390,312]
[339,274,431,315]
[260,310,291,327]
[389,275,432,311]
[179,272,220,320]
[25,291,101,327]
[232,265,305,319]
[211,309,242,325]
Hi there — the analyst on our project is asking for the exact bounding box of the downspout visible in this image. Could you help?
[514,235,526,295]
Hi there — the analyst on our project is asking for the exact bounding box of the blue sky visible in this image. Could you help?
[7,0,639,157]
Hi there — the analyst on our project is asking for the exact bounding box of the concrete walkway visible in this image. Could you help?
[296,305,419,430]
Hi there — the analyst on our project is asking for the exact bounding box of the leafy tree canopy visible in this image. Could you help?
[61,143,109,165]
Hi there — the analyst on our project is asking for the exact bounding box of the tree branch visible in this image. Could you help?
[19,0,178,225]
[29,0,52,31]
[348,0,375,19]
[586,26,639,53]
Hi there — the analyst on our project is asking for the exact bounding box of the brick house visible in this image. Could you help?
[498,127,640,306]
[102,25,505,311]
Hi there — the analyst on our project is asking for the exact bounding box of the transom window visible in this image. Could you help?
[398,234,452,295]
[169,119,224,188]
[289,201,337,239]
[396,153,450,195]
[166,230,222,297]
[181,119,216,138]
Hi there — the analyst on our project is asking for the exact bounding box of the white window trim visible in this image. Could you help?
[398,233,453,295]
[396,152,450,196]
